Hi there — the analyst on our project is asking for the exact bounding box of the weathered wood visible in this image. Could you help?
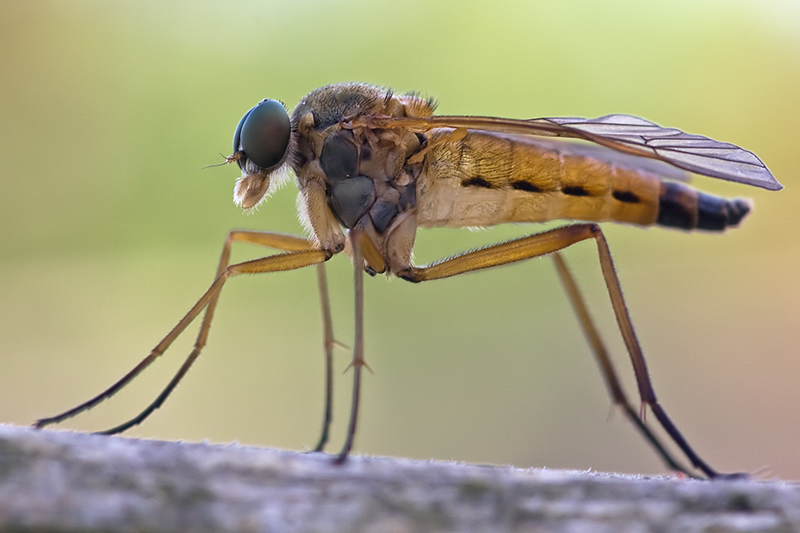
[0,424,798,532]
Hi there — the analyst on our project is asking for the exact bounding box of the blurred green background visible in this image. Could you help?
[2,0,799,479]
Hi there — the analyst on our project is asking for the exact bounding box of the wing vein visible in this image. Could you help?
[362,113,782,191]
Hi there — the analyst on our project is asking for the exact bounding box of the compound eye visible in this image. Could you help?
[232,99,291,170]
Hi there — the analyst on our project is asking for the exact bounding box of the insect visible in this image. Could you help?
[35,82,781,479]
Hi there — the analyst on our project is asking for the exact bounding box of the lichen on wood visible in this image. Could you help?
[0,425,798,533]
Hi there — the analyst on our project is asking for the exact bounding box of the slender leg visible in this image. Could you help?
[312,263,336,452]
[335,229,366,463]
[400,223,732,479]
[551,252,694,477]
[34,230,332,433]
[590,228,743,479]
[206,232,338,452]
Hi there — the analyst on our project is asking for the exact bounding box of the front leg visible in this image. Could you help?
[35,231,333,438]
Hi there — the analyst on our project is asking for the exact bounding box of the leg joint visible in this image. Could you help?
[397,268,422,283]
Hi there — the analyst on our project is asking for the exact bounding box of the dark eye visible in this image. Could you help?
[232,99,291,170]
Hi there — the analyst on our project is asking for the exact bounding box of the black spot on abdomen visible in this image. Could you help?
[612,190,640,203]
[562,185,590,196]
[461,176,494,188]
[511,180,542,193]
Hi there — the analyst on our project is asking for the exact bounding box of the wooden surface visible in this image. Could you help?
[0,424,798,532]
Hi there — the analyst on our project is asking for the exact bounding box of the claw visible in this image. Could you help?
[344,358,373,374]
[332,340,349,351]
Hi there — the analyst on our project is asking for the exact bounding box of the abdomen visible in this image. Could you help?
[415,129,750,231]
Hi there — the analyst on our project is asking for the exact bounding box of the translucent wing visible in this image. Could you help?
[508,135,691,183]
[544,115,781,190]
[356,113,782,191]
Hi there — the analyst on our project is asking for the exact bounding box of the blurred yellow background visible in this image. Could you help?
[1,1,799,479]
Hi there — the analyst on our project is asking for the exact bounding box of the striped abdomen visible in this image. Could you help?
[415,129,750,232]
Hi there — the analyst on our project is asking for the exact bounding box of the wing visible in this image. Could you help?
[354,113,782,191]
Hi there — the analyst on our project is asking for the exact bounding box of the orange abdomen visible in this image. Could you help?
[415,130,750,231]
